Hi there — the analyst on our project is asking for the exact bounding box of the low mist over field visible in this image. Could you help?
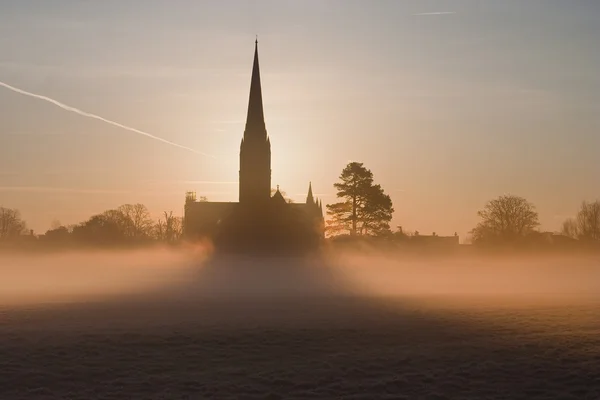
[2,248,599,307]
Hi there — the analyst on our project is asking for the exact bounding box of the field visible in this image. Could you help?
[1,253,599,399]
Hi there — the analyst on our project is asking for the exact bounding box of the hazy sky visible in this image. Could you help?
[1,0,599,239]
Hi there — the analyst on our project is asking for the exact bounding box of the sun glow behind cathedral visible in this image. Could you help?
[183,41,325,256]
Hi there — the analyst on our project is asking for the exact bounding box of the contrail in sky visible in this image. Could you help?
[0,81,215,158]
[0,186,133,194]
[414,11,456,16]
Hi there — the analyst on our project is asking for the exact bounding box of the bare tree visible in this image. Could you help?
[118,203,154,239]
[561,200,600,241]
[470,194,539,244]
[0,207,27,240]
[561,217,579,239]
[102,209,130,237]
[577,201,600,241]
[155,211,183,243]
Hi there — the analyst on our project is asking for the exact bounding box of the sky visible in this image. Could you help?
[0,0,599,239]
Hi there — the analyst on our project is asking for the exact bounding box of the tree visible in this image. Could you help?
[561,200,600,241]
[71,204,154,245]
[325,202,352,236]
[361,184,394,235]
[326,162,393,236]
[118,203,154,239]
[470,194,539,244]
[102,209,130,237]
[71,213,125,245]
[155,211,183,243]
[44,226,71,243]
[561,218,579,239]
[0,207,27,240]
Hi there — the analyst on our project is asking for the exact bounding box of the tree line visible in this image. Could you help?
[325,161,600,248]
[0,203,182,248]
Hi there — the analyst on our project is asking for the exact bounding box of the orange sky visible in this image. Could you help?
[1,1,599,240]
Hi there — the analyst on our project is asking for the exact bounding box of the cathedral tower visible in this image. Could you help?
[239,39,271,205]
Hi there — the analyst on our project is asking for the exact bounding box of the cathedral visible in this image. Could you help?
[184,40,325,255]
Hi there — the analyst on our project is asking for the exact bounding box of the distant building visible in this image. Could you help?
[410,232,460,246]
[184,41,324,255]
[531,232,579,247]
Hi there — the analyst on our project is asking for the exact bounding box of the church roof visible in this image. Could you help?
[271,186,287,204]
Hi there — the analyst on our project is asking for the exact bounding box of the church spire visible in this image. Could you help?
[239,39,271,204]
[244,38,266,137]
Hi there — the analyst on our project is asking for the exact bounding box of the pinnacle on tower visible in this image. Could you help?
[306,182,314,204]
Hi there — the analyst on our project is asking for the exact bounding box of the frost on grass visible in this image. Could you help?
[0,249,599,399]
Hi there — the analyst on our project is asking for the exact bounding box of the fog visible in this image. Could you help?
[0,248,196,306]
[1,248,599,308]
[334,253,600,298]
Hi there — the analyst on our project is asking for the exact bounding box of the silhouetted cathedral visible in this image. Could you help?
[184,41,325,255]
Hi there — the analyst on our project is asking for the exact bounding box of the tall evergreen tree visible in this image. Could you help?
[326,162,393,236]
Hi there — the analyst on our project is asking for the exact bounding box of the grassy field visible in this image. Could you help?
[1,254,599,399]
